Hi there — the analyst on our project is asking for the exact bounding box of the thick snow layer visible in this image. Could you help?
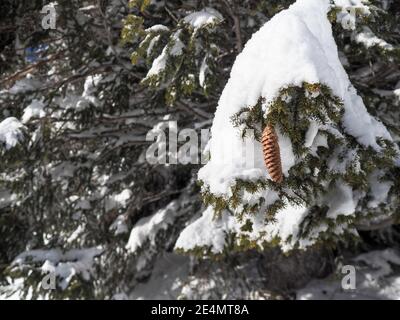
[264,202,312,251]
[175,199,319,253]
[183,8,223,30]
[199,0,392,196]
[175,207,239,254]
[188,0,395,253]
[146,47,167,78]
[12,247,103,290]
[126,201,181,253]
[0,117,26,149]
[276,128,296,176]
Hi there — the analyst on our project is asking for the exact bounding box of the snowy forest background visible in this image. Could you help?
[1,0,400,300]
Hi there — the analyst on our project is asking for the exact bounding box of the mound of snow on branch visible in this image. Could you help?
[0,117,26,149]
[177,0,395,253]
[199,0,391,196]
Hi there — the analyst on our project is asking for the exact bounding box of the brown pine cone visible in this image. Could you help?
[261,125,283,183]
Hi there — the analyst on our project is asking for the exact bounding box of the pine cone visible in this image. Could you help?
[261,125,283,183]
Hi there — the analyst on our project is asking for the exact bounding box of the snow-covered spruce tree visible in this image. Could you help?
[1,0,399,300]
[175,0,400,256]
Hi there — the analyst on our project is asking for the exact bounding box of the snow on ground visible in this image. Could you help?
[3,248,400,300]
[297,249,400,300]
[127,248,400,300]
[128,253,190,300]
[0,247,103,299]
[130,248,400,300]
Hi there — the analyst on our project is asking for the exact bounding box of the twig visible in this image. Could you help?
[176,101,213,120]
[355,217,396,231]
[1,51,65,88]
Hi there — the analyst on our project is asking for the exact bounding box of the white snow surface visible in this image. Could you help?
[183,8,223,30]
[128,253,190,300]
[145,24,169,33]
[145,31,185,79]
[175,207,239,254]
[367,170,393,209]
[8,75,42,94]
[146,47,168,78]
[176,199,323,253]
[22,99,46,123]
[104,188,132,211]
[170,31,185,56]
[334,0,371,30]
[126,201,181,253]
[144,8,222,79]
[188,0,395,253]
[298,249,400,300]
[199,0,392,195]
[326,183,357,219]
[11,247,103,290]
[355,27,393,50]
[0,117,26,149]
